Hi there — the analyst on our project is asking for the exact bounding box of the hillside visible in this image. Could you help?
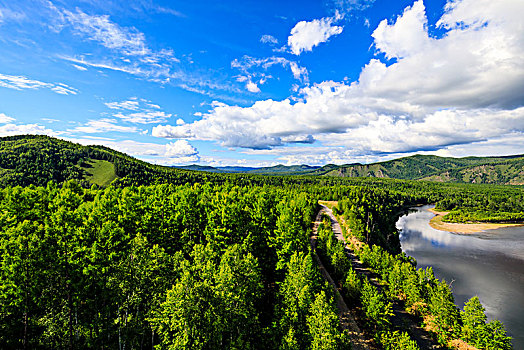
[1,135,523,187]
[0,135,219,188]
[175,154,524,185]
[305,154,524,185]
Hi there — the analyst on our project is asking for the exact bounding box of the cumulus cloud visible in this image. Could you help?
[121,139,201,163]
[372,0,429,59]
[0,123,56,137]
[0,73,78,95]
[152,0,524,161]
[152,84,369,149]
[287,16,343,55]
[246,81,261,93]
[65,137,198,164]
[165,140,199,158]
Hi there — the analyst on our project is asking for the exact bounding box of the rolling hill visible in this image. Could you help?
[174,154,524,185]
[0,135,221,188]
[0,135,522,187]
[306,154,524,185]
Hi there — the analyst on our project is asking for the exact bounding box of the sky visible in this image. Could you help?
[0,0,523,167]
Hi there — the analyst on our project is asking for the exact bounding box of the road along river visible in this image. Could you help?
[397,205,524,349]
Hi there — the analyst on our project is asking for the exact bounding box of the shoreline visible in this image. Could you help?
[427,208,524,234]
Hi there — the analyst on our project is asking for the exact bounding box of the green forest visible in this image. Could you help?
[0,135,521,349]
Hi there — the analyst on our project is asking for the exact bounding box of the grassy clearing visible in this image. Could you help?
[83,160,117,187]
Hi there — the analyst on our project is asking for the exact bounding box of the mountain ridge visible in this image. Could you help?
[1,135,523,187]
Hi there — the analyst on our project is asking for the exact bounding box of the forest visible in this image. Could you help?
[0,135,521,349]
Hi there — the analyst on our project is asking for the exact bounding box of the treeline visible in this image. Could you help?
[330,191,513,349]
[0,181,351,349]
[2,136,523,226]
[331,178,524,225]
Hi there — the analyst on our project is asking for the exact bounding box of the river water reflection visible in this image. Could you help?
[397,205,524,349]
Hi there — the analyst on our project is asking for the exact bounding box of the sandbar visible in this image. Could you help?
[428,208,524,234]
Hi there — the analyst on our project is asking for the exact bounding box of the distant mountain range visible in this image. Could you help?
[306,154,524,185]
[174,164,320,175]
[176,154,524,185]
[1,135,523,187]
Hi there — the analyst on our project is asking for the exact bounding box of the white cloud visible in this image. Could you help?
[0,123,56,137]
[372,0,429,59]
[0,73,78,95]
[72,118,139,134]
[152,0,524,162]
[260,34,278,45]
[54,7,244,100]
[61,55,246,102]
[165,140,199,158]
[289,62,308,81]
[246,81,261,93]
[0,6,26,24]
[105,99,140,110]
[104,97,172,124]
[288,16,343,55]
[51,85,79,95]
[231,55,309,88]
[63,9,150,56]
[332,0,377,14]
[67,137,200,165]
[114,111,171,124]
[72,64,88,71]
[0,113,15,124]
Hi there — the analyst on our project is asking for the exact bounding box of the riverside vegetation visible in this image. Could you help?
[0,135,520,349]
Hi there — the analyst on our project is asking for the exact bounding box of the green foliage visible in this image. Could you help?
[316,215,351,281]
[308,153,524,185]
[0,180,358,349]
[270,193,315,270]
[342,267,361,302]
[335,187,403,252]
[0,135,519,349]
[379,331,420,350]
[461,296,487,344]
[360,280,393,332]
[150,243,263,349]
[307,291,350,350]
[461,297,512,350]
[426,280,460,344]
[276,252,322,349]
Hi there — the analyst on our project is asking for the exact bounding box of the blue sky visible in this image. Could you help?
[0,0,523,166]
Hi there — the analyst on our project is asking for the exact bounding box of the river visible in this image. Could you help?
[397,205,524,349]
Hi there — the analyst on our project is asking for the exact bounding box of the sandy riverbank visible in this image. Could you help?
[428,208,524,234]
